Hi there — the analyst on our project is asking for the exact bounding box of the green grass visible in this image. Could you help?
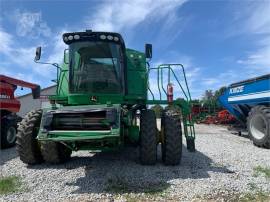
[253,166,270,179]
[239,191,270,202]
[0,176,22,195]
[106,177,170,202]
[194,186,270,202]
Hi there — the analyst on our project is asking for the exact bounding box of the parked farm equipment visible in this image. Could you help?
[0,75,40,148]
[197,110,236,124]
[219,74,270,148]
[16,30,195,166]
[192,102,219,123]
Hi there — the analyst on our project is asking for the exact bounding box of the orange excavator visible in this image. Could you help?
[0,75,40,148]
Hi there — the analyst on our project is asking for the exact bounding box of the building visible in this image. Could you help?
[17,85,57,117]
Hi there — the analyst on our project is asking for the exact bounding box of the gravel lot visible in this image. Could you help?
[1,124,270,201]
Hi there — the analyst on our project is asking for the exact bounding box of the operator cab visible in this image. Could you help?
[63,30,126,95]
[34,30,152,104]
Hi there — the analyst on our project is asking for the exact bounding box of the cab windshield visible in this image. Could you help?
[69,41,123,94]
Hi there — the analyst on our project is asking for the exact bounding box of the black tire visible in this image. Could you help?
[1,120,17,149]
[247,105,270,148]
[162,110,182,165]
[41,141,72,164]
[16,109,44,164]
[140,109,157,165]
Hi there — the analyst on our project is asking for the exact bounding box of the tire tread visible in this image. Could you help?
[140,109,157,165]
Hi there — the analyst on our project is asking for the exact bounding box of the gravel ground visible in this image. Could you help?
[1,124,270,201]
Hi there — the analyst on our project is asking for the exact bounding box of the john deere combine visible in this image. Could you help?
[17,30,195,165]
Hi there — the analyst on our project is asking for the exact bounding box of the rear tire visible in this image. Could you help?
[140,109,157,165]
[16,109,44,164]
[1,121,17,149]
[162,110,182,165]
[247,105,270,148]
[41,142,72,164]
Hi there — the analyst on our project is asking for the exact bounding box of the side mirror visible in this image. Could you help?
[32,86,41,99]
[64,49,69,64]
[145,44,152,59]
[35,47,42,61]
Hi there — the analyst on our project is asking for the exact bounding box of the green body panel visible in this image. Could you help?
[40,131,119,141]
[57,55,69,97]
[125,49,147,100]
[68,94,124,105]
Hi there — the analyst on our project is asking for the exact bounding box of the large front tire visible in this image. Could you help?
[140,109,157,165]
[247,105,270,148]
[41,142,72,164]
[162,110,182,165]
[16,110,43,164]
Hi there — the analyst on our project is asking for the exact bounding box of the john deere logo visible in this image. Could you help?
[91,96,97,102]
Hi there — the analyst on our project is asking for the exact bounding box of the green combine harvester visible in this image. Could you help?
[16,30,195,166]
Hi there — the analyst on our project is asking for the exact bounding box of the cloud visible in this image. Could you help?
[0,66,40,86]
[0,9,66,89]
[236,37,270,74]
[0,28,36,68]
[2,1,190,94]
[0,26,57,85]
[234,1,270,74]
[153,11,191,49]
[148,53,201,99]
[237,50,270,67]
[201,78,219,86]
[198,69,251,96]
[85,0,187,32]
[13,10,51,38]
[0,28,12,51]
[47,31,68,64]
[243,2,270,34]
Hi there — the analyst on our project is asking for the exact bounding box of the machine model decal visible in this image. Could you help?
[228,90,270,102]
[229,86,244,94]
[0,94,11,99]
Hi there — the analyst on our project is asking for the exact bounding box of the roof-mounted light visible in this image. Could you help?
[74,35,80,40]
[68,35,74,40]
[114,36,119,41]
[100,35,106,40]
[64,36,68,42]
[107,35,113,40]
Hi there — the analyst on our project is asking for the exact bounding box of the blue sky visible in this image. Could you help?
[0,0,269,98]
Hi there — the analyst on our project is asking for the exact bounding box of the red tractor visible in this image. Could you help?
[0,75,40,148]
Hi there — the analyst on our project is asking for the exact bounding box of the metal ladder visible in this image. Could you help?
[146,63,196,152]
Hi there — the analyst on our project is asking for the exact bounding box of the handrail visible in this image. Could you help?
[147,63,192,102]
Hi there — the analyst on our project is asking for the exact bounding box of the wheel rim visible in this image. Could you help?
[6,126,17,144]
[250,114,267,140]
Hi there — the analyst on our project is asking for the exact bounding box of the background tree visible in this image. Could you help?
[214,86,227,101]
[200,87,227,112]
[202,90,214,101]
